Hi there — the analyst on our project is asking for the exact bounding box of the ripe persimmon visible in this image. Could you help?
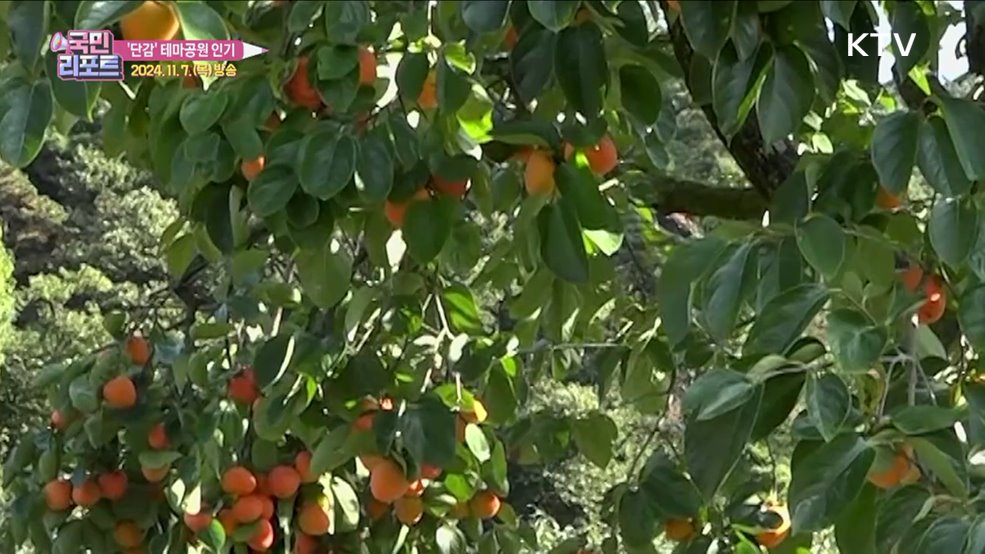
[901,266,947,324]
[755,504,791,549]
[294,533,318,554]
[359,454,385,471]
[868,447,919,489]
[504,25,519,49]
[394,496,424,525]
[358,47,377,87]
[455,416,467,442]
[141,463,170,483]
[524,150,557,196]
[583,134,618,175]
[241,156,265,180]
[221,466,257,496]
[384,188,430,228]
[664,518,696,542]
[125,335,152,366]
[120,1,180,41]
[295,451,316,483]
[232,494,264,523]
[184,511,213,532]
[51,410,68,431]
[44,479,73,511]
[298,501,331,535]
[876,187,902,210]
[430,175,469,198]
[103,375,137,409]
[259,494,275,520]
[148,422,170,450]
[248,519,275,551]
[72,479,101,507]
[268,465,301,499]
[462,399,488,424]
[449,502,470,519]
[469,490,501,520]
[218,509,237,534]
[228,369,259,405]
[420,464,442,480]
[98,471,128,500]
[284,56,322,111]
[366,498,389,520]
[370,459,410,503]
[405,479,426,497]
[418,70,437,110]
[114,520,144,548]
[353,412,376,431]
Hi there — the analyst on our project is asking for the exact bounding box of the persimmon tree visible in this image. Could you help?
[2,0,985,553]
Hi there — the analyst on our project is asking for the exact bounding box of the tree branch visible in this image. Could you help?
[629,174,768,220]
[657,1,799,200]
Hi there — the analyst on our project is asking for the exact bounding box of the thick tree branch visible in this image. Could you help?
[967,1,985,76]
[656,1,799,200]
[629,175,767,220]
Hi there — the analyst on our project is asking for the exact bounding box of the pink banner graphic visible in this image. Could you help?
[114,39,267,61]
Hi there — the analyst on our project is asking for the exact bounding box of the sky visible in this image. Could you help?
[873,0,968,82]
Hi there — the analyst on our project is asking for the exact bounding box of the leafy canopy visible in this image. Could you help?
[1,0,985,553]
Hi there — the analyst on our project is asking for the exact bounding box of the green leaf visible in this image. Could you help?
[910,436,967,499]
[198,520,226,552]
[315,45,359,80]
[870,111,920,194]
[299,131,358,200]
[789,433,874,532]
[75,1,141,29]
[916,517,969,554]
[639,454,702,519]
[940,96,985,181]
[9,0,47,68]
[464,424,491,462]
[461,0,509,33]
[683,369,757,421]
[822,0,856,29]
[253,335,295,390]
[826,308,887,372]
[757,46,815,143]
[890,2,930,76]
[396,52,430,104]
[404,198,453,264]
[440,285,483,335]
[323,0,369,45]
[69,375,99,413]
[806,373,850,442]
[400,397,457,468]
[331,477,360,532]
[138,450,182,469]
[247,166,297,217]
[554,162,620,231]
[528,0,580,32]
[310,426,354,475]
[619,488,659,547]
[744,284,828,355]
[701,242,755,342]
[712,43,765,137]
[891,405,959,435]
[959,285,985,350]
[752,372,806,441]
[875,485,930,553]
[355,129,394,202]
[510,27,556,103]
[538,196,590,284]
[173,1,229,40]
[685,386,762,497]
[436,524,467,554]
[928,197,979,268]
[555,23,608,119]
[679,0,737,59]
[571,412,617,468]
[659,238,727,346]
[436,58,470,112]
[618,65,662,126]
[45,53,100,120]
[796,214,846,279]
[0,78,53,168]
[917,116,971,197]
[220,117,262,159]
[287,0,322,33]
[833,483,877,554]
[179,91,229,135]
[965,515,985,554]
[294,244,353,309]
